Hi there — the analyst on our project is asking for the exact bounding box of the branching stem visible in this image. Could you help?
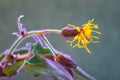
[40,35,56,56]
[9,36,23,55]
[8,29,60,55]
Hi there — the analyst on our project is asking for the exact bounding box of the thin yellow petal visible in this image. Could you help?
[68,24,80,32]
[91,36,100,39]
[90,25,99,29]
[84,45,91,54]
[90,38,99,43]
[92,30,101,34]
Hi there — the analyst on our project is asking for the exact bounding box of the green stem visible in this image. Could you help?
[8,29,60,55]
[9,36,23,55]
[45,29,60,33]
[40,35,56,56]
[27,29,60,35]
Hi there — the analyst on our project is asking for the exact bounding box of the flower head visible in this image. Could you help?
[61,19,101,53]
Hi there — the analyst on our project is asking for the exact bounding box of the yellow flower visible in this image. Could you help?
[66,19,101,53]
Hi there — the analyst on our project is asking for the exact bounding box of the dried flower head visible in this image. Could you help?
[12,15,27,36]
[62,19,101,53]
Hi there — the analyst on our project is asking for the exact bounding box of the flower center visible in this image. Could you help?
[80,28,85,34]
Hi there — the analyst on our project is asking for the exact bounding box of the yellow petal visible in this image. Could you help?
[84,45,91,54]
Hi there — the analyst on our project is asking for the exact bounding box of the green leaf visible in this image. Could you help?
[22,63,47,77]
[26,55,44,64]
[14,49,28,55]
[2,60,25,77]
[22,63,60,80]
[26,42,51,65]
[32,43,51,54]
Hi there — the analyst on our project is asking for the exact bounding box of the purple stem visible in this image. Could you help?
[76,66,96,80]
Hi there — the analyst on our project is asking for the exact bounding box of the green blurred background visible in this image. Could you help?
[0,0,120,80]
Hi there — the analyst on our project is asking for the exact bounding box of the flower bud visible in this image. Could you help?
[44,54,77,68]
[60,26,79,37]
[55,54,77,68]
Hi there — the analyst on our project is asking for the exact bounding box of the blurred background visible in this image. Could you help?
[0,0,120,80]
